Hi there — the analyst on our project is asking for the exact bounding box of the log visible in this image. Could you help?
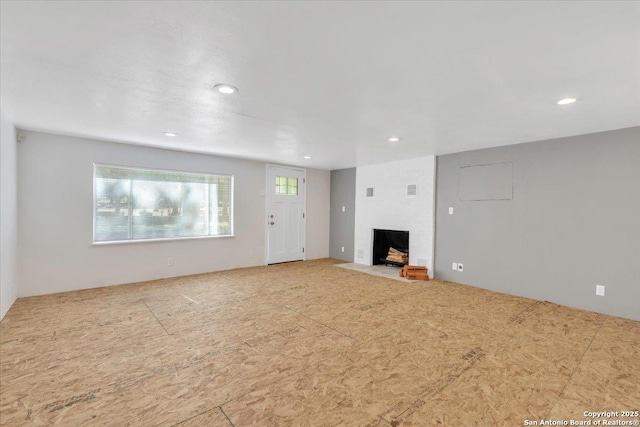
[400,265,429,279]
[406,272,429,281]
[386,255,407,263]
[404,265,427,272]
[386,247,408,264]
[388,247,406,255]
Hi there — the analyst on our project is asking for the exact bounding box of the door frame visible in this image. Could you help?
[265,164,307,265]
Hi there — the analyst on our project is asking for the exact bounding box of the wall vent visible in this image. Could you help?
[407,184,417,196]
[366,187,374,197]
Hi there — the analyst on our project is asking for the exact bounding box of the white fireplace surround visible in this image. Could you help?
[354,156,436,273]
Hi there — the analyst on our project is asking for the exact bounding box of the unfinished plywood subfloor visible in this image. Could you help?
[0,259,638,426]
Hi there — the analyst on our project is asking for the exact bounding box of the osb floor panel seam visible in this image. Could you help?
[1,258,638,426]
[543,319,605,420]
[280,305,357,340]
[218,406,234,427]
[143,301,171,336]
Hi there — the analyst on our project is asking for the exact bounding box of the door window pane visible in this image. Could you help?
[275,176,298,195]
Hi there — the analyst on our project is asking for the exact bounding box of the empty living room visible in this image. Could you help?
[1,1,638,426]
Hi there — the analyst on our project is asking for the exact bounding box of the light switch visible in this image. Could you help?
[449,207,454,215]
[342,206,345,212]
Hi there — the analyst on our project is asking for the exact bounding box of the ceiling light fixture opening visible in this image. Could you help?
[164,132,177,137]
[304,156,312,159]
[388,137,400,142]
[557,98,576,105]
[214,84,238,94]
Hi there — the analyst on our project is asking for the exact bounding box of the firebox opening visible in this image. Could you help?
[372,229,409,267]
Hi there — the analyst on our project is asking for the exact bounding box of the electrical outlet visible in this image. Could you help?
[341,246,345,253]
[449,207,454,215]
[249,250,254,258]
[596,285,605,296]
[167,258,173,266]
[457,263,464,272]
[452,262,458,271]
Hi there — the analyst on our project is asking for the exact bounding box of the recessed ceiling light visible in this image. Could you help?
[388,137,400,142]
[557,98,577,105]
[164,132,177,137]
[214,84,238,94]
[303,156,312,159]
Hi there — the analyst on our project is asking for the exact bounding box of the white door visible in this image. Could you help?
[266,165,305,264]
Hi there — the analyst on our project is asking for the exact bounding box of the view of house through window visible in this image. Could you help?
[275,176,298,195]
[94,165,233,242]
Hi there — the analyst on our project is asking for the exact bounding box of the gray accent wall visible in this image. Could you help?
[330,168,356,262]
[435,127,640,322]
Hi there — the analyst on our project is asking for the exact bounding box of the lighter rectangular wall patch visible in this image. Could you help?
[459,162,513,201]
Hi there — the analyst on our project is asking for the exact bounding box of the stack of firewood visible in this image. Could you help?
[400,265,429,281]
[386,247,408,264]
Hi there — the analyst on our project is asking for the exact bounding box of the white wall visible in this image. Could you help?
[1,110,18,319]
[17,131,330,297]
[305,168,330,260]
[354,156,436,272]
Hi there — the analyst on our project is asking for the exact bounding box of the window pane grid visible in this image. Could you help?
[94,165,233,242]
[275,176,298,195]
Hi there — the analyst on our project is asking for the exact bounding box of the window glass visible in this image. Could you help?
[94,165,233,242]
[275,176,298,195]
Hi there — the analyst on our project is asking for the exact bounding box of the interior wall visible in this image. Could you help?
[354,156,436,271]
[435,126,640,321]
[0,110,18,319]
[17,131,329,297]
[329,168,356,262]
[305,167,330,260]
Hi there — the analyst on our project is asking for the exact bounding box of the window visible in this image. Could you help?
[94,164,233,242]
[275,176,298,195]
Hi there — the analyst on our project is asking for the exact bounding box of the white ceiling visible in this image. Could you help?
[1,1,639,170]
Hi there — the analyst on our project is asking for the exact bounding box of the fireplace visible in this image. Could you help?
[372,229,409,267]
